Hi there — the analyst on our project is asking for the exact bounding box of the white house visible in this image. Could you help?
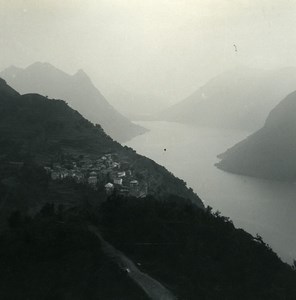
[117,171,126,178]
[105,182,114,195]
[114,178,123,185]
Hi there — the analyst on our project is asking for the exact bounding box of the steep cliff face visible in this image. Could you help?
[1,63,147,142]
[216,90,296,181]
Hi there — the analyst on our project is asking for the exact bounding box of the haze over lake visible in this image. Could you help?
[126,121,296,263]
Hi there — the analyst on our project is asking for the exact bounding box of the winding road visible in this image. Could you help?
[88,225,177,300]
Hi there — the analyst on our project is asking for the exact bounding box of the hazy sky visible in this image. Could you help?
[1,0,296,100]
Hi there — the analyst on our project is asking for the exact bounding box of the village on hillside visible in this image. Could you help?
[44,153,148,198]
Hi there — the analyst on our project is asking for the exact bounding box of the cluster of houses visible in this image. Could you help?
[44,154,148,198]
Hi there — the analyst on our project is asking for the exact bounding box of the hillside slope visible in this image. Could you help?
[98,195,296,299]
[3,170,296,299]
[1,63,147,142]
[0,78,203,207]
[1,79,296,299]
[160,67,296,131]
[0,211,149,300]
[0,78,120,161]
[216,90,296,181]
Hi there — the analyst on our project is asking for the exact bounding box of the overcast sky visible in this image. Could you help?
[1,0,296,100]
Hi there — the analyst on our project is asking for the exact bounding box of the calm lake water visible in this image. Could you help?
[125,121,296,264]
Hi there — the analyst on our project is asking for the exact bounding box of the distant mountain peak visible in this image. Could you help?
[2,65,23,78]
[5,65,22,72]
[28,61,54,69]
[75,68,86,76]
[73,69,91,81]
[216,90,296,181]
[159,67,296,131]
[25,62,70,78]
[0,62,148,142]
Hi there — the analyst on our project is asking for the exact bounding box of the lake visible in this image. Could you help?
[125,121,296,264]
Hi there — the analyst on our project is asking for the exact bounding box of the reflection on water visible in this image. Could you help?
[125,121,296,263]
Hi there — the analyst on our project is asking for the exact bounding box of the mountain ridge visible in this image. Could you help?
[159,67,296,131]
[216,90,296,181]
[0,78,203,208]
[1,62,148,142]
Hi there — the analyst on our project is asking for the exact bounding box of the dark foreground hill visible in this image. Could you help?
[160,67,296,131]
[99,195,296,300]
[1,62,147,142]
[1,168,296,299]
[216,90,296,181]
[0,210,149,300]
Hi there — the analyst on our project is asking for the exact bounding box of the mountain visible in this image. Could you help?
[216,90,296,181]
[159,67,296,131]
[0,62,147,142]
[0,78,120,161]
[0,78,203,208]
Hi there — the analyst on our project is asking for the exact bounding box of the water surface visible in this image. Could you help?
[125,121,296,263]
